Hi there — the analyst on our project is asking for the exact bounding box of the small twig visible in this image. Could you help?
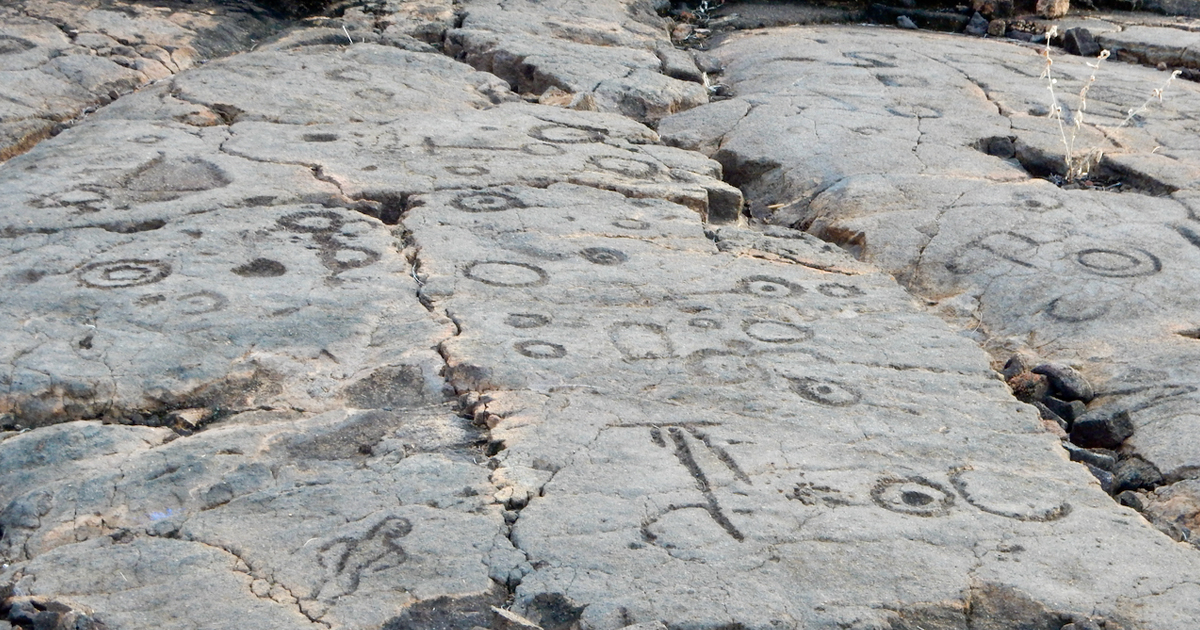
[342,24,354,46]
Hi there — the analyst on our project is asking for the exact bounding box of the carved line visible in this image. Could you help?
[668,427,744,541]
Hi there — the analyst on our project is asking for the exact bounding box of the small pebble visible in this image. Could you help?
[1116,490,1144,511]
[1032,362,1094,402]
[897,15,918,30]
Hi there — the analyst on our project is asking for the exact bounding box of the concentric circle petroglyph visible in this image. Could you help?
[871,478,955,517]
[787,377,860,406]
[78,259,172,289]
[738,275,803,298]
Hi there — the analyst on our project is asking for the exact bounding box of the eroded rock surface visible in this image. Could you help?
[4,3,1200,630]
[0,0,285,161]
[663,25,1200,546]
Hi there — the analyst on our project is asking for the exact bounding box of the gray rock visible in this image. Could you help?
[1085,463,1115,494]
[1071,409,1135,448]
[444,0,709,122]
[1062,28,1102,57]
[1113,456,1164,494]
[1043,396,1087,423]
[965,12,990,37]
[656,43,704,83]
[1116,490,1145,511]
[1032,363,1095,403]
[0,0,282,161]
[661,24,1200,541]
[1064,443,1118,471]
[897,15,919,30]
[692,51,724,75]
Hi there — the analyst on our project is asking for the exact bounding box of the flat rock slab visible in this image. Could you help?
[0,410,510,629]
[446,0,710,122]
[406,182,1200,630]
[0,0,283,161]
[0,40,739,427]
[663,25,1200,539]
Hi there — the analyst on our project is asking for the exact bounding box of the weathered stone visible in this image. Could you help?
[1008,371,1049,403]
[7,9,1200,630]
[0,0,283,162]
[1037,0,1070,19]
[1064,443,1118,471]
[966,12,991,36]
[444,0,709,122]
[1071,409,1135,448]
[988,19,1008,37]
[661,24,1200,540]
[1032,363,1094,402]
[1062,27,1102,57]
[1043,396,1087,423]
[898,15,919,30]
[656,43,703,83]
[1113,456,1165,493]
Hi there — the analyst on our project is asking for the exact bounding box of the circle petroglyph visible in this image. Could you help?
[452,191,523,213]
[742,319,813,344]
[589,155,659,179]
[505,313,550,329]
[1045,295,1111,323]
[818,283,865,298]
[317,241,381,273]
[787,377,860,406]
[278,210,344,234]
[445,165,489,176]
[950,468,1071,522]
[1073,247,1161,278]
[738,275,803,298]
[528,124,604,144]
[871,478,955,517]
[78,259,172,289]
[580,247,628,266]
[464,261,549,287]
[612,219,651,230]
[521,143,567,157]
[515,340,567,359]
[177,290,228,315]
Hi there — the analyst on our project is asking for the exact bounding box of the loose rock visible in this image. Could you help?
[1032,363,1095,403]
[1070,409,1135,448]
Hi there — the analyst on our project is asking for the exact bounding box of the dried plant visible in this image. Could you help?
[1039,26,1182,183]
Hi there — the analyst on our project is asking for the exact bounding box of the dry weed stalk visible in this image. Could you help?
[1039,26,1182,183]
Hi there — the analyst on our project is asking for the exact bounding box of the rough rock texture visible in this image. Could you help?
[5,4,1200,630]
[445,0,711,122]
[661,25,1200,544]
[0,0,284,161]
